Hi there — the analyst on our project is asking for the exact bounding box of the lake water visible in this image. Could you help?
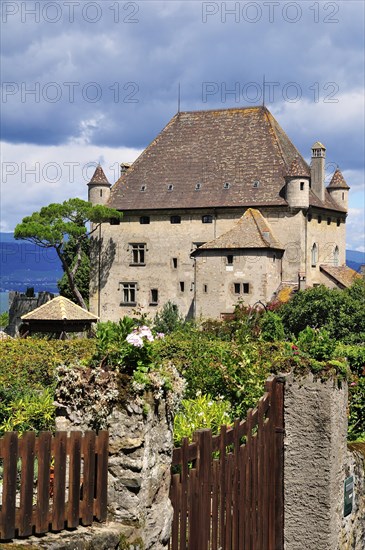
[0,291,9,313]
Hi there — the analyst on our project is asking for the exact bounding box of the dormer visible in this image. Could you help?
[87,164,111,206]
[327,168,350,211]
[311,142,326,202]
[285,157,310,209]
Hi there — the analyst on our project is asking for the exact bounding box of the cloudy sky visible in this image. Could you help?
[1,0,364,250]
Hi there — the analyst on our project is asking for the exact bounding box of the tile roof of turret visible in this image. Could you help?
[193,208,284,252]
[88,165,110,186]
[327,168,350,189]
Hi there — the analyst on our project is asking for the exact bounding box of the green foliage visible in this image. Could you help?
[174,394,232,446]
[348,376,365,442]
[153,301,184,334]
[14,198,122,307]
[92,317,138,369]
[278,280,365,343]
[259,311,285,342]
[296,327,336,361]
[0,387,55,436]
[0,338,95,388]
[335,343,365,376]
[0,311,9,328]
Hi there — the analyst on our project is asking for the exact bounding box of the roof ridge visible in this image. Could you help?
[247,208,269,246]
[263,109,289,171]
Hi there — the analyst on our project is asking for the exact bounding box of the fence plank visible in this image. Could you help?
[219,424,227,550]
[82,431,96,526]
[35,432,52,533]
[0,432,18,540]
[67,431,82,528]
[274,380,285,550]
[180,437,189,550]
[95,431,109,521]
[18,432,36,537]
[52,431,67,531]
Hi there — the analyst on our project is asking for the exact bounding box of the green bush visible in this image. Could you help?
[0,387,55,436]
[296,327,336,361]
[259,311,285,342]
[173,394,232,446]
[153,301,184,334]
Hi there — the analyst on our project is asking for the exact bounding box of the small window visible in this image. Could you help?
[311,243,318,267]
[202,215,213,224]
[227,254,234,265]
[234,283,241,294]
[223,182,230,189]
[300,182,305,191]
[195,183,201,191]
[203,284,208,293]
[179,281,185,292]
[130,243,146,265]
[172,258,178,269]
[318,216,322,224]
[252,181,260,188]
[243,283,249,294]
[167,184,174,191]
[342,192,345,201]
[327,217,331,225]
[100,189,103,197]
[170,215,181,224]
[121,282,137,305]
[140,185,146,192]
[140,216,150,224]
[110,217,120,225]
[334,246,339,267]
[150,289,158,304]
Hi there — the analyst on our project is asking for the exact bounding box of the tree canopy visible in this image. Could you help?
[14,198,122,309]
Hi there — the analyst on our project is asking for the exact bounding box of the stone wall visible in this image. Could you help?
[55,365,178,550]
[340,445,365,549]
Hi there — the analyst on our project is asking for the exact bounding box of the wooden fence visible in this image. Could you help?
[169,376,284,550]
[0,431,108,541]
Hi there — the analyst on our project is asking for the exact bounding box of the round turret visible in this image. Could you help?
[87,165,111,205]
[286,157,310,209]
[327,168,350,211]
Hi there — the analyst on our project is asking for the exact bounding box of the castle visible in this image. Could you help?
[88,106,356,321]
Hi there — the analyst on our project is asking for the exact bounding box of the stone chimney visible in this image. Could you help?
[310,142,326,202]
[120,163,131,177]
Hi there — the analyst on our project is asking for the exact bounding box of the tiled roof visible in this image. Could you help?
[309,189,347,212]
[21,296,98,321]
[194,208,284,251]
[88,165,110,186]
[320,265,361,288]
[108,107,345,213]
[287,157,310,178]
[327,168,350,189]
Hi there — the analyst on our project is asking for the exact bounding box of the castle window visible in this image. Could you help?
[195,183,202,191]
[130,243,146,265]
[110,217,120,225]
[223,182,230,189]
[202,215,213,224]
[234,283,250,294]
[204,284,208,293]
[252,181,260,188]
[140,216,150,224]
[327,217,331,225]
[172,258,178,269]
[342,192,345,200]
[334,246,339,267]
[170,215,181,224]
[121,283,137,305]
[180,282,185,292]
[167,184,174,191]
[140,185,146,192]
[311,243,318,267]
[100,189,103,197]
[318,216,322,224]
[150,289,158,305]
[227,254,234,265]
[300,182,305,191]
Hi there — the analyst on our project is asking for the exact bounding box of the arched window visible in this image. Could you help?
[311,243,318,267]
[334,246,339,267]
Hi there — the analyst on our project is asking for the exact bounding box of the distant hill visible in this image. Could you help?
[346,250,365,273]
[0,232,63,292]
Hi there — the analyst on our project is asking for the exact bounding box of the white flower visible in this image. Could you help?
[126,333,144,347]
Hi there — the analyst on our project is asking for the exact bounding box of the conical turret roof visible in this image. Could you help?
[327,168,350,189]
[87,165,110,186]
[287,157,310,178]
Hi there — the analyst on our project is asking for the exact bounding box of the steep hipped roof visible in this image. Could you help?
[88,165,110,186]
[287,157,310,178]
[320,265,361,288]
[109,106,306,210]
[108,107,345,213]
[194,208,284,252]
[21,296,98,322]
[327,168,350,189]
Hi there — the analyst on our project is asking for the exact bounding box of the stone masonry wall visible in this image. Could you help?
[340,445,365,549]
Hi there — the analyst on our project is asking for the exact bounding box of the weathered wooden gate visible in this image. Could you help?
[169,376,284,550]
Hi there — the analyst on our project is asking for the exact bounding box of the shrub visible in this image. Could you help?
[259,311,285,342]
[296,327,336,361]
[0,387,55,436]
[153,301,184,334]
